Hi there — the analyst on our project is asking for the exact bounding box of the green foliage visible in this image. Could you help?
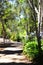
[18,0,25,4]
[6,28,11,39]
[10,32,17,41]
[16,33,21,42]
[28,34,35,41]
[0,0,43,61]
[0,22,2,36]
[23,41,39,59]
[41,39,43,50]
[10,32,21,42]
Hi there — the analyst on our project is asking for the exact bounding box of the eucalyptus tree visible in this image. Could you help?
[0,0,15,43]
[27,0,42,56]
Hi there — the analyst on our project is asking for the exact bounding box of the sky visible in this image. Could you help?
[8,0,16,4]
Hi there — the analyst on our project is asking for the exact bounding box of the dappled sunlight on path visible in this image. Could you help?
[0,38,31,64]
[0,54,30,63]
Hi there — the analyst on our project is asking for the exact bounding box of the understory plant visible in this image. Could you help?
[23,40,39,60]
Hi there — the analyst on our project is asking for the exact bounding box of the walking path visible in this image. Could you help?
[0,38,32,65]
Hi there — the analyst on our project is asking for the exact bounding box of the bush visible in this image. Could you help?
[10,32,22,42]
[10,32,17,41]
[16,34,21,42]
[23,41,39,60]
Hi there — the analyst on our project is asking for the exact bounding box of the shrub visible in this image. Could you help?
[10,32,17,41]
[16,34,21,42]
[23,41,39,60]
[10,32,22,42]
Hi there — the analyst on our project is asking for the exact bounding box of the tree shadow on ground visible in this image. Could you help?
[33,52,43,65]
[0,62,43,65]
[0,62,33,65]
[0,50,23,54]
[0,43,16,48]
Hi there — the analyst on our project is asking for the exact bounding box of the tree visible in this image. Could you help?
[27,0,42,56]
[0,0,15,43]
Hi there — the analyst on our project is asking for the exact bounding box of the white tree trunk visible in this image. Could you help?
[38,0,41,35]
[38,0,43,37]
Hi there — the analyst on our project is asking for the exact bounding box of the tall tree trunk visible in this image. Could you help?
[37,0,42,55]
[40,0,43,38]
[38,0,41,34]
[31,0,42,55]
[1,21,6,44]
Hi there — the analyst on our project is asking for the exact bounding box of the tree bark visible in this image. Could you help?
[29,0,42,55]
[1,20,6,44]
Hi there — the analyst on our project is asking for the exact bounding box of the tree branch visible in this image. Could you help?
[28,0,38,14]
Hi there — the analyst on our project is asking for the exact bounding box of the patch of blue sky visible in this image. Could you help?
[20,10,25,18]
[8,0,16,5]
[20,15,24,18]
[9,0,17,7]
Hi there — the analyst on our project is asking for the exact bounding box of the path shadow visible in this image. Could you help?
[0,43,16,48]
[0,62,43,65]
[0,50,23,54]
[0,62,33,65]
